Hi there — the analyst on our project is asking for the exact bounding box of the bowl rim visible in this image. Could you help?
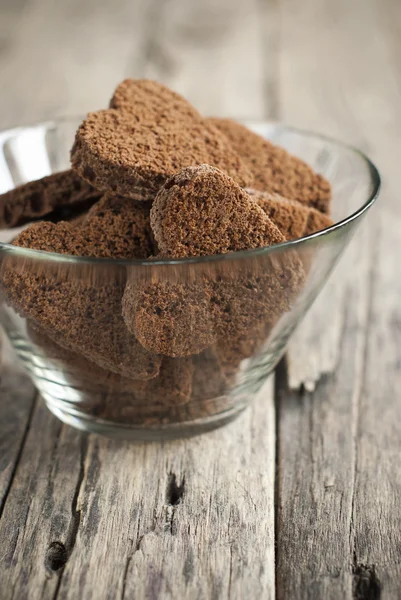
[0,116,381,267]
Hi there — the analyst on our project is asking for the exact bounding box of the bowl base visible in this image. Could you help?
[44,398,248,441]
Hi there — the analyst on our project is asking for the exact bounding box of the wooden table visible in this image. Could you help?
[0,0,400,598]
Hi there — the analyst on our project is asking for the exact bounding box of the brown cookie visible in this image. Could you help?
[124,166,304,359]
[191,347,230,402]
[150,165,284,258]
[215,319,275,374]
[208,118,332,214]
[0,169,101,229]
[123,278,215,357]
[304,204,335,236]
[12,195,154,259]
[103,356,194,424]
[123,356,193,407]
[3,262,160,379]
[28,324,192,427]
[80,195,154,258]
[26,322,141,393]
[212,268,292,344]
[126,165,287,358]
[67,211,91,228]
[2,200,161,379]
[119,350,234,426]
[12,220,90,255]
[71,79,253,200]
[246,189,334,240]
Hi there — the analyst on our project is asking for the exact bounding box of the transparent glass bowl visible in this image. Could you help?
[0,118,380,440]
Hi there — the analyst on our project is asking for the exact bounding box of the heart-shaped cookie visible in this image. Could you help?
[123,278,216,357]
[10,195,154,259]
[80,195,155,258]
[208,118,332,214]
[0,169,101,229]
[71,79,253,200]
[3,198,160,379]
[123,165,304,358]
[28,324,193,412]
[246,189,334,240]
[150,164,285,258]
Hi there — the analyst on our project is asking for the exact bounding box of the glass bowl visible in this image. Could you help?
[0,117,380,440]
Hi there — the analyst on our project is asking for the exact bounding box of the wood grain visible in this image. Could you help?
[0,0,400,597]
[0,402,85,600]
[58,383,275,600]
[0,364,36,515]
[276,0,401,598]
[0,383,275,600]
[0,0,277,598]
[140,0,275,119]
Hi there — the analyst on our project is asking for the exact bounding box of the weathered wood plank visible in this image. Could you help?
[0,401,86,600]
[276,0,401,597]
[0,0,277,598]
[0,361,36,516]
[141,0,276,119]
[0,0,150,127]
[0,385,275,600]
[56,382,275,600]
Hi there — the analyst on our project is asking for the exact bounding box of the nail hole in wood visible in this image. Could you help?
[45,541,68,572]
[352,562,382,600]
[166,472,185,506]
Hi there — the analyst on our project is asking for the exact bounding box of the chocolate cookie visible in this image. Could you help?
[0,169,101,229]
[215,319,275,374]
[27,322,142,393]
[80,195,154,258]
[191,347,230,401]
[123,278,215,357]
[150,165,284,258]
[2,200,161,378]
[103,356,194,424]
[246,189,334,240]
[3,262,160,379]
[12,195,154,259]
[28,324,192,427]
[124,166,304,358]
[208,118,332,214]
[71,79,253,200]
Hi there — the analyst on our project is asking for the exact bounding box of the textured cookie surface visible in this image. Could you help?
[3,199,160,378]
[209,118,332,214]
[151,165,285,258]
[124,166,304,359]
[246,189,334,240]
[27,322,142,393]
[71,79,253,200]
[81,195,154,258]
[28,323,191,410]
[0,169,101,229]
[12,195,154,259]
[123,279,215,357]
[2,265,160,379]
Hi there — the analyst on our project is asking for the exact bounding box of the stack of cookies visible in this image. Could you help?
[0,79,333,426]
